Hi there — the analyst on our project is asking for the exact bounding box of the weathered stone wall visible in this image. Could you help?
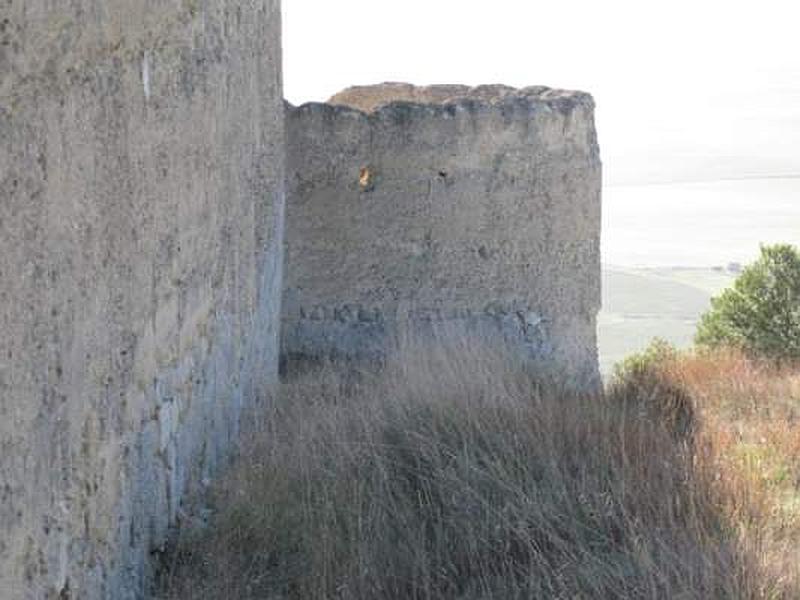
[284,84,601,388]
[0,1,284,598]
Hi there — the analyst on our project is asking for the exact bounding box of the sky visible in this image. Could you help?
[283,0,800,186]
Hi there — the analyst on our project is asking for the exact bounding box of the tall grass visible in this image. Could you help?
[157,338,799,599]
[662,350,800,596]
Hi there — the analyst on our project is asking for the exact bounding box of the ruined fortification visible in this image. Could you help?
[283,83,602,387]
[1,5,602,598]
[0,1,285,597]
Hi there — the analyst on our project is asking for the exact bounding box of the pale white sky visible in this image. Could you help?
[283,0,800,185]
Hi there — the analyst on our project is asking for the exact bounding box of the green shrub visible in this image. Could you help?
[695,244,800,360]
[612,337,678,383]
[610,338,694,442]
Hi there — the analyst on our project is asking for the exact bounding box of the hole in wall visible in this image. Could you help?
[58,580,71,600]
[359,166,374,192]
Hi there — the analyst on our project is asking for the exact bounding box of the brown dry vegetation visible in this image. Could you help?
[157,338,800,599]
[662,350,800,595]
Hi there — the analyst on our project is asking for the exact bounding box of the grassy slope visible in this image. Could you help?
[157,340,799,599]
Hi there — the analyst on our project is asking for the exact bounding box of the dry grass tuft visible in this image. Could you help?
[157,338,799,599]
[663,350,800,597]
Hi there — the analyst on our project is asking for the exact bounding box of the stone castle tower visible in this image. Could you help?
[0,4,600,598]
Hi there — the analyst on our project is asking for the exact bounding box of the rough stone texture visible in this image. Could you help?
[0,1,284,598]
[284,84,601,388]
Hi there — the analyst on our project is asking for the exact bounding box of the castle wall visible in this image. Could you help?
[0,1,285,597]
[283,85,602,388]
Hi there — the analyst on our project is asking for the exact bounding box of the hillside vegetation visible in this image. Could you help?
[158,337,799,599]
[696,244,800,360]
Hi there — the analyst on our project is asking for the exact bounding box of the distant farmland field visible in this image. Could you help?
[598,177,800,374]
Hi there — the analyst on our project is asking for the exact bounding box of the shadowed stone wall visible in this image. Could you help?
[0,1,284,597]
[283,84,601,388]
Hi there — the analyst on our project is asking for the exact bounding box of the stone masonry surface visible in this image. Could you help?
[0,1,285,598]
[283,84,602,388]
